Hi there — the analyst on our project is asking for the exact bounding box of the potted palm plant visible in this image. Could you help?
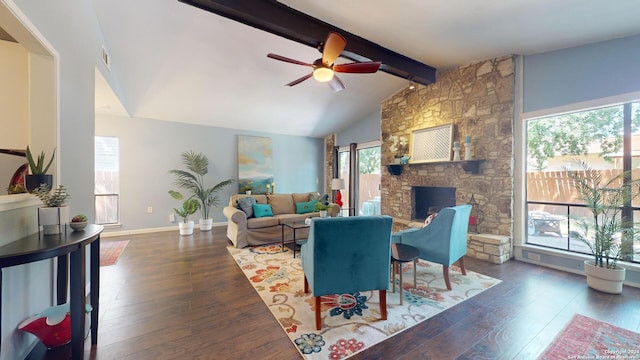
[565,161,640,294]
[168,190,199,235]
[25,146,55,193]
[169,151,233,231]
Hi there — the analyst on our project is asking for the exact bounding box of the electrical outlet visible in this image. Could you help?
[147,206,153,213]
[169,214,175,222]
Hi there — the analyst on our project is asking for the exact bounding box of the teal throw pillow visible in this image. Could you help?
[252,203,273,218]
[237,197,257,218]
[296,200,318,214]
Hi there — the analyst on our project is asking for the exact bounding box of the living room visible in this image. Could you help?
[2,1,640,359]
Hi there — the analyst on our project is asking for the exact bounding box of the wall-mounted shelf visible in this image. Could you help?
[386,164,403,175]
[385,160,485,175]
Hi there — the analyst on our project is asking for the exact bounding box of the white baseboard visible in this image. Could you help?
[101,222,226,238]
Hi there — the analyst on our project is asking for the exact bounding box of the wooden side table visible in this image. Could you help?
[391,242,420,305]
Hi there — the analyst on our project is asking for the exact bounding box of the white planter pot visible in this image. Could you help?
[199,218,213,231]
[584,260,626,294]
[178,221,194,236]
[38,206,70,235]
[319,210,328,218]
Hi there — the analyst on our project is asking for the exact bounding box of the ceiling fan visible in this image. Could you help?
[267,31,382,92]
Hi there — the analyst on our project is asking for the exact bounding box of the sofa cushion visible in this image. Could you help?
[296,200,318,214]
[267,194,295,215]
[292,192,311,204]
[253,203,274,218]
[229,194,267,207]
[236,197,257,218]
[247,216,279,229]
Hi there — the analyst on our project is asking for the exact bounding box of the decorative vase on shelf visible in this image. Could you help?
[452,142,461,161]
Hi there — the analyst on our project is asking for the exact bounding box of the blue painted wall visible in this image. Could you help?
[96,115,324,232]
[523,34,640,113]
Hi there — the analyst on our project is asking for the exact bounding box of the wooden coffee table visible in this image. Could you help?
[391,243,420,305]
[281,221,309,258]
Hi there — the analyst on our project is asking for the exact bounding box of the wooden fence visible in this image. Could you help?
[527,169,640,206]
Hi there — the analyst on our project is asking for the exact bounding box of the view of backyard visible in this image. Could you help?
[526,102,640,263]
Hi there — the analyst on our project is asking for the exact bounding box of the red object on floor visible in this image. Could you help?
[335,190,343,207]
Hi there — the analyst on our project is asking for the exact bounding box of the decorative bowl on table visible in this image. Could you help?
[69,221,87,231]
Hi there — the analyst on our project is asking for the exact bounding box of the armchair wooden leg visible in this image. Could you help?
[304,276,309,293]
[315,296,322,330]
[459,256,467,275]
[379,290,387,320]
[443,266,452,290]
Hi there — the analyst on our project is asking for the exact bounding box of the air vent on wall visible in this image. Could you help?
[101,46,111,71]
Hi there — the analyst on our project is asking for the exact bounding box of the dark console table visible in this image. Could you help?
[0,224,103,359]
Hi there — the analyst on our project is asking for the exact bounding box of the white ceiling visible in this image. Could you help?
[92,0,640,138]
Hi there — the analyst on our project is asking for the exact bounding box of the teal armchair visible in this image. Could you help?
[391,204,471,290]
[301,216,393,330]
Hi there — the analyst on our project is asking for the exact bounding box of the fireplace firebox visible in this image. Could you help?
[412,186,456,221]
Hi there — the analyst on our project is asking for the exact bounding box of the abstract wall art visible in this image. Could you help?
[237,135,273,194]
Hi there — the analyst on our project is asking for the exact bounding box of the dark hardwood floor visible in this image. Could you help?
[85,227,640,360]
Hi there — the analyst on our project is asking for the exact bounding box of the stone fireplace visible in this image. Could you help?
[379,55,515,263]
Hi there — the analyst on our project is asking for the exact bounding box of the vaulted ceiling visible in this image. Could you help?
[92,0,640,138]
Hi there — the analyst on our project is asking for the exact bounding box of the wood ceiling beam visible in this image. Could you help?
[178,0,436,86]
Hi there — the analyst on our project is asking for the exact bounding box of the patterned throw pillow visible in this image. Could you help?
[237,197,257,218]
[309,193,322,202]
[296,200,318,214]
[252,203,273,218]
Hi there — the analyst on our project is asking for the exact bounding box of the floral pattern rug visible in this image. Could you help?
[227,245,501,359]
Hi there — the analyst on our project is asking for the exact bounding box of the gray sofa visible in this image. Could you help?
[223,192,339,248]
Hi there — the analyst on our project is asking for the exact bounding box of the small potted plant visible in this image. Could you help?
[25,146,56,193]
[314,196,330,218]
[169,190,199,235]
[70,214,88,231]
[33,184,70,234]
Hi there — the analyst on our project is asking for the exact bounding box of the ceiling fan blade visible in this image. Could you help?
[334,61,382,74]
[267,53,313,67]
[322,32,346,67]
[286,73,313,87]
[327,75,345,92]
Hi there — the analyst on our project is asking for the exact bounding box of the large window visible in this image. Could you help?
[526,102,640,263]
[95,136,120,225]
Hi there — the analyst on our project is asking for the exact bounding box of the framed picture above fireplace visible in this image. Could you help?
[410,124,453,163]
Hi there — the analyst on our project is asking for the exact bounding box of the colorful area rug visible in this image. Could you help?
[539,314,640,360]
[227,244,501,359]
[100,240,129,266]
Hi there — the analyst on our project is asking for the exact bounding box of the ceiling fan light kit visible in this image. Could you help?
[267,31,381,91]
[312,67,334,82]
